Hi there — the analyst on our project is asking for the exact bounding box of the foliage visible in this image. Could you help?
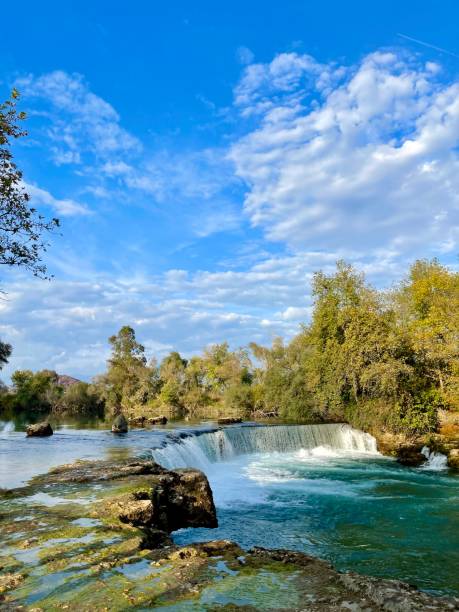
[0,340,11,369]
[96,326,159,416]
[0,90,59,279]
[397,259,459,406]
[9,369,62,413]
[54,382,104,417]
[223,383,253,417]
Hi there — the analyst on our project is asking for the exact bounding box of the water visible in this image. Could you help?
[1,421,458,596]
[0,420,216,488]
[152,423,378,469]
[421,445,449,471]
[151,424,459,597]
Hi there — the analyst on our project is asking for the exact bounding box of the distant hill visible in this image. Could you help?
[56,374,81,388]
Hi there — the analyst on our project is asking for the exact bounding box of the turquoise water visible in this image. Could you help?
[175,451,459,595]
[156,427,459,598]
[1,422,458,596]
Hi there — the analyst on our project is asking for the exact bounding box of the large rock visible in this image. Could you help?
[26,422,53,437]
[118,467,217,535]
[112,414,128,433]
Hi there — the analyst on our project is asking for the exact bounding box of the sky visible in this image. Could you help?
[1,1,459,381]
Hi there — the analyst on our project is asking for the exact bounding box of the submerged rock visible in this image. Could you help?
[217,417,242,425]
[148,415,168,425]
[112,413,128,433]
[128,415,146,427]
[26,422,53,437]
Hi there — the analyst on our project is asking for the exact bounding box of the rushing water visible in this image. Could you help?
[1,421,458,596]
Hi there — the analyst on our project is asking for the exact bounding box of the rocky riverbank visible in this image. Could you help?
[373,419,459,469]
[1,456,458,610]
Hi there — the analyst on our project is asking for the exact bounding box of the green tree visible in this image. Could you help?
[10,369,61,413]
[55,382,104,417]
[250,336,315,420]
[1,90,59,279]
[397,259,459,407]
[99,326,157,415]
[304,261,440,434]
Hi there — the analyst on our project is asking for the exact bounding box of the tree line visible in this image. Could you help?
[1,258,457,436]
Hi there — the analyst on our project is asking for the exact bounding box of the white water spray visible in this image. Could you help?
[0,421,15,434]
[152,423,379,469]
[420,446,448,471]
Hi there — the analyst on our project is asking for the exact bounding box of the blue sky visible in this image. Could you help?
[1,1,459,380]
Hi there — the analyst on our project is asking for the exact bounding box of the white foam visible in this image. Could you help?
[151,423,380,470]
[420,446,448,471]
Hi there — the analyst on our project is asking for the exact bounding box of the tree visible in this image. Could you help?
[55,382,104,417]
[303,261,441,434]
[0,340,11,369]
[1,90,59,279]
[98,326,158,415]
[397,259,459,406]
[10,369,61,413]
[250,336,315,420]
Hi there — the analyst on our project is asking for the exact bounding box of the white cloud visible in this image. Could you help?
[25,183,90,216]
[5,49,459,383]
[16,70,141,162]
[230,50,459,257]
[236,46,255,65]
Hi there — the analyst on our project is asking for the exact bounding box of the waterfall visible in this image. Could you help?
[152,423,378,469]
[0,421,15,434]
[420,446,448,471]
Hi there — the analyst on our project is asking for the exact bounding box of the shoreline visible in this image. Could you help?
[1,455,458,610]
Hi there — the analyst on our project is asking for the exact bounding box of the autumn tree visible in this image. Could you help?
[397,259,459,407]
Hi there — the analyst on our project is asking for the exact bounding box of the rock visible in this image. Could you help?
[26,422,53,437]
[112,414,128,433]
[128,415,146,427]
[34,459,167,486]
[148,415,168,425]
[140,528,172,549]
[119,499,155,525]
[0,572,24,594]
[447,448,459,470]
[217,417,242,425]
[396,444,426,466]
[118,467,217,539]
[31,457,217,550]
